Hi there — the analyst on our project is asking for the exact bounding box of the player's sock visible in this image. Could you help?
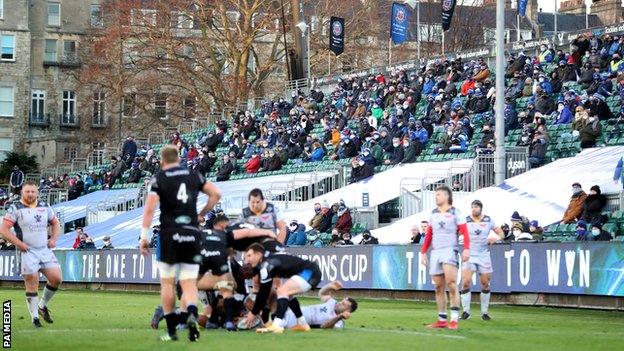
[198,290,209,307]
[38,284,58,309]
[187,304,198,320]
[460,289,471,313]
[438,312,447,322]
[179,310,189,325]
[164,312,178,336]
[480,290,491,315]
[275,296,289,324]
[261,307,271,323]
[208,297,221,325]
[450,307,460,322]
[223,298,235,323]
[288,298,304,319]
[25,292,39,321]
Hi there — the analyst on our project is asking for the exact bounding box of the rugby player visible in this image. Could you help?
[139,145,221,342]
[0,181,62,328]
[460,200,504,321]
[239,188,287,244]
[420,186,470,330]
[282,281,357,329]
[241,243,322,334]
[197,213,278,331]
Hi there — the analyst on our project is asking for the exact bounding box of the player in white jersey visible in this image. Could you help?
[420,186,470,330]
[460,200,504,321]
[282,281,357,330]
[0,181,62,328]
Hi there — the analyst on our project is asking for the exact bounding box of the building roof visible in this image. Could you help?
[537,12,603,33]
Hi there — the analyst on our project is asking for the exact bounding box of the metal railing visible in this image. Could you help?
[284,78,310,99]
[29,113,51,127]
[85,189,146,225]
[40,189,69,206]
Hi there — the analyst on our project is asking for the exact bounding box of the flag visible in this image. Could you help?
[391,2,410,45]
[518,0,528,17]
[441,0,457,32]
[329,16,345,56]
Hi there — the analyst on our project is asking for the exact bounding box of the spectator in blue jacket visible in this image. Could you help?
[613,154,624,189]
[309,142,325,162]
[410,121,429,145]
[554,102,573,125]
[121,136,137,160]
[286,221,307,246]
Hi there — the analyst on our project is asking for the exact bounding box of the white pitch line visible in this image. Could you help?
[353,327,466,340]
[15,328,134,334]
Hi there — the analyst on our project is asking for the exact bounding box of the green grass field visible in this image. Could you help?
[2,288,623,351]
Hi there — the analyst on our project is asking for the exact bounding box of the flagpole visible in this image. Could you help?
[516,14,520,42]
[388,37,392,65]
[441,31,445,55]
[328,50,331,75]
[554,0,558,42]
[494,0,506,185]
[417,0,421,63]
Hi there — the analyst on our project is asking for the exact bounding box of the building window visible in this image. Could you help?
[47,2,61,27]
[122,93,136,118]
[63,40,76,62]
[1,34,15,61]
[131,9,157,27]
[63,146,77,160]
[154,93,167,119]
[90,4,103,27]
[31,90,46,119]
[44,39,57,63]
[0,137,12,162]
[0,86,13,117]
[92,91,105,126]
[184,97,196,119]
[0,0,4,20]
[62,90,76,123]
[171,11,193,29]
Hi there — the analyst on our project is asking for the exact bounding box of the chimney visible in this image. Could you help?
[482,0,512,8]
[559,0,586,15]
[591,0,624,26]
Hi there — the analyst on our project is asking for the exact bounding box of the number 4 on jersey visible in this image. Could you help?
[177,183,189,204]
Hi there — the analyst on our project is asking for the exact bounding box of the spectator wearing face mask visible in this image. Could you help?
[590,223,613,241]
[350,156,374,183]
[309,203,325,231]
[100,236,114,250]
[561,182,588,224]
[528,220,543,241]
[334,200,353,235]
[401,137,421,164]
[578,113,602,148]
[384,137,404,165]
[512,223,533,241]
[582,185,607,225]
[554,102,573,125]
[244,153,261,174]
[359,229,379,245]
[216,155,234,181]
[528,131,548,168]
[575,220,591,241]
[377,128,393,152]
[286,220,307,246]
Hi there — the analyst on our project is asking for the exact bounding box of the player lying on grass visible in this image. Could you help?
[240,243,322,334]
[242,281,357,330]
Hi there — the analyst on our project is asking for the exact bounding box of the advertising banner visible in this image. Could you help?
[390,2,410,45]
[329,16,345,56]
[1,243,623,297]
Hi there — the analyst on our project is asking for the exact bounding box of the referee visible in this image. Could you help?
[0,181,62,328]
[139,145,221,342]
